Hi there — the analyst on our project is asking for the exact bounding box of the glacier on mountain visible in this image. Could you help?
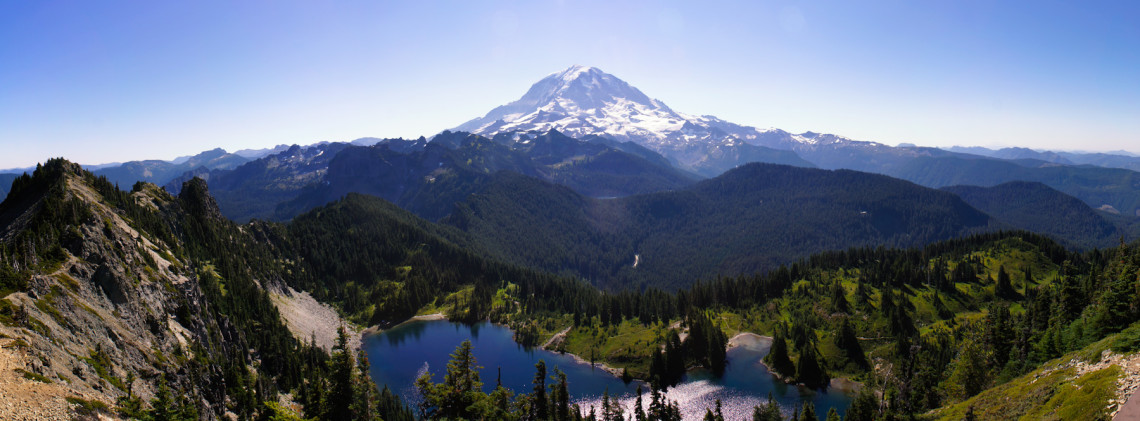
[455,65,864,175]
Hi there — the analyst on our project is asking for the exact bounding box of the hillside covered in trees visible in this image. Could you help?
[886,154,1140,217]
[0,160,412,420]
[445,162,996,290]
[943,181,1138,249]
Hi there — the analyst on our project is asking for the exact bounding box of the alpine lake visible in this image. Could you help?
[364,320,856,419]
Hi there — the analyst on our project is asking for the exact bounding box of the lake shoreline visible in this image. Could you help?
[547,343,627,379]
[728,331,861,393]
[538,325,628,379]
[728,332,773,349]
[362,315,630,380]
[361,312,447,337]
[364,319,858,393]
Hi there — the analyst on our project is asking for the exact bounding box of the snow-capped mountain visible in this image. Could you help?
[457,65,690,146]
[456,65,818,176]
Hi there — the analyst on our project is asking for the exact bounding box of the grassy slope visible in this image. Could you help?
[930,322,1140,421]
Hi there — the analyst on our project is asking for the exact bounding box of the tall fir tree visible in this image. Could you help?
[765,330,795,379]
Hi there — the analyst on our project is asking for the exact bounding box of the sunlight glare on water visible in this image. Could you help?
[364,320,854,418]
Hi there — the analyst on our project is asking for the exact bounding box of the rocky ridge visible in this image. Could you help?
[0,164,224,417]
[0,160,343,419]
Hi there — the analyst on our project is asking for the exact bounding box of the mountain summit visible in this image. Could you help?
[456,66,680,143]
[463,66,666,119]
[456,66,814,175]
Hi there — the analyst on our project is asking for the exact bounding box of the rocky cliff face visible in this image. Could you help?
[0,160,306,419]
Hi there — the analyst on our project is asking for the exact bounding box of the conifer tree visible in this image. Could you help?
[801,401,818,421]
[352,351,377,421]
[633,385,647,421]
[826,407,842,421]
[751,392,783,421]
[796,343,829,389]
[665,329,685,385]
[986,304,1013,369]
[531,361,549,420]
[600,390,611,421]
[830,281,849,313]
[552,368,570,421]
[601,388,624,421]
[416,340,483,419]
[326,327,355,420]
[835,317,867,369]
[649,348,667,389]
[765,330,795,379]
[945,337,988,400]
[704,408,718,421]
[854,278,871,309]
[844,389,878,421]
[150,379,176,421]
[996,265,1015,299]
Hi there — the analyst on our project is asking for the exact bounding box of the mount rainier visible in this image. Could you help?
[455,65,824,176]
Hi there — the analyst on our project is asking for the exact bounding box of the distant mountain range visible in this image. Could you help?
[92,147,250,188]
[0,144,296,200]
[165,130,697,222]
[946,146,1140,172]
[2,65,1139,267]
[453,66,1140,217]
[164,143,353,222]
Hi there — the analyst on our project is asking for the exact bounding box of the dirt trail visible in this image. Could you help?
[542,326,572,349]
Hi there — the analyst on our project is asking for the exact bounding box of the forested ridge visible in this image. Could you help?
[943,181,1136,249]
[445,162,996,290]
[887,155,1140,216]
[0,160,412,420]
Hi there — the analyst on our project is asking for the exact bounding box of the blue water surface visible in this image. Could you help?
[363,320,854,419]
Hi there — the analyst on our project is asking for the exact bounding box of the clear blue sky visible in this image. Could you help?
[2,0,1138,168]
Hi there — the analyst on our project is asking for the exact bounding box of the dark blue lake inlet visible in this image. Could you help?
[363,320,854,419]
